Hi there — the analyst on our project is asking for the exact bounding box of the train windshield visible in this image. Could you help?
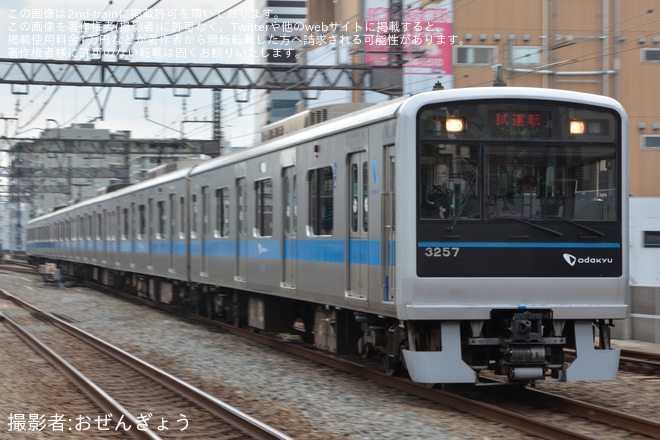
[417,100,620,222]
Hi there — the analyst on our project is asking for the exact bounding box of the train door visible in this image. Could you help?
[347,152,369,299]
[382,146,396,302]
[282,167,297,288]
[236,178,248,281]
[201,186,210,275]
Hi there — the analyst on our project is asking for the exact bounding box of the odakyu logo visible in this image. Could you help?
[563,254,577,266]
[563,253,613,267]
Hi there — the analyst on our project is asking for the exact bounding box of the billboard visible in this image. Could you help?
[364,0,454,78]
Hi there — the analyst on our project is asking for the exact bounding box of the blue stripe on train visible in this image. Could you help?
[418,242,621,249]
[32,239,393,266]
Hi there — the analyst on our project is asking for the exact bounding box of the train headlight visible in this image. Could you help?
[446,117,466,133]
[570,120,585,135]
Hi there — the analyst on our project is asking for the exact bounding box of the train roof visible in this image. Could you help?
[27,165,197,224]
[189,95,410,177]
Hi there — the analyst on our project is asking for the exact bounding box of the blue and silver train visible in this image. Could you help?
[27,87,628,383]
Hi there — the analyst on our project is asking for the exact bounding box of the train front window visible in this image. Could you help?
[486,144,618,221]
[417,100,621,223]
[420,143,479,220]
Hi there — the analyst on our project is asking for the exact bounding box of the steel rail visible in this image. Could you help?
[0,290,293,440]
[496,386,660,438]
[619,349,660,368]
[0,311,161,440]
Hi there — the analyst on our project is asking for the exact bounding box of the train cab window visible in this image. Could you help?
[255,179,273,237]
[215,188,230,237]
[484,145,618,221]
[420,144,479,220]
[308,166,334,236]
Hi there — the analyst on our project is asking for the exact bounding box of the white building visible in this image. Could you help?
[616,198,660,342]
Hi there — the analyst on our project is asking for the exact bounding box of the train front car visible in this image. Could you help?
[396,88,628,384]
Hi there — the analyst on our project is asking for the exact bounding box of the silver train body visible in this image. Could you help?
[27,88,628,383]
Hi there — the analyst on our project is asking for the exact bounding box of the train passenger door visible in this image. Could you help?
[236,178,248,282]
[282,167,297,288]
[347,152,369,299]
[382,146,396,302]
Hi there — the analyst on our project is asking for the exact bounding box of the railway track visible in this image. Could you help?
[3,265,660,439]
[0,289,293,440]
[76,279,660,439]
[618,349,660,374]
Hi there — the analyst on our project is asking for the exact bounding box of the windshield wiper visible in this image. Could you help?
[548,216,605,237]
[446,174,476,232]
[514,218,563,237]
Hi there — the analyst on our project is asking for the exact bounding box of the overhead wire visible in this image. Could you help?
[14,0,163,134]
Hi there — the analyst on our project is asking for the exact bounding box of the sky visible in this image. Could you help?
[0,0,267,147]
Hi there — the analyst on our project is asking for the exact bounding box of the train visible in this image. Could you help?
[26,87,628,384]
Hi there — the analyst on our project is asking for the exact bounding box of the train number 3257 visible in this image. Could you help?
[424,247,460,257]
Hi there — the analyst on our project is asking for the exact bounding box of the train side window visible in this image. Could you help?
[363,161,369,232]
[111,211,117,241]
[255,179,273,237]
[308,166,334,236]
[215,188,230,238]
[157,201,166,239]
[107,212,111,242]
[293,176,297,233]
[191,194,198,239]
[122,208,129,240]
[179,197,185,239]
[201,186,209,239]
[130,204,136,241]
[138,204,146,240]
[148,200,153,240]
